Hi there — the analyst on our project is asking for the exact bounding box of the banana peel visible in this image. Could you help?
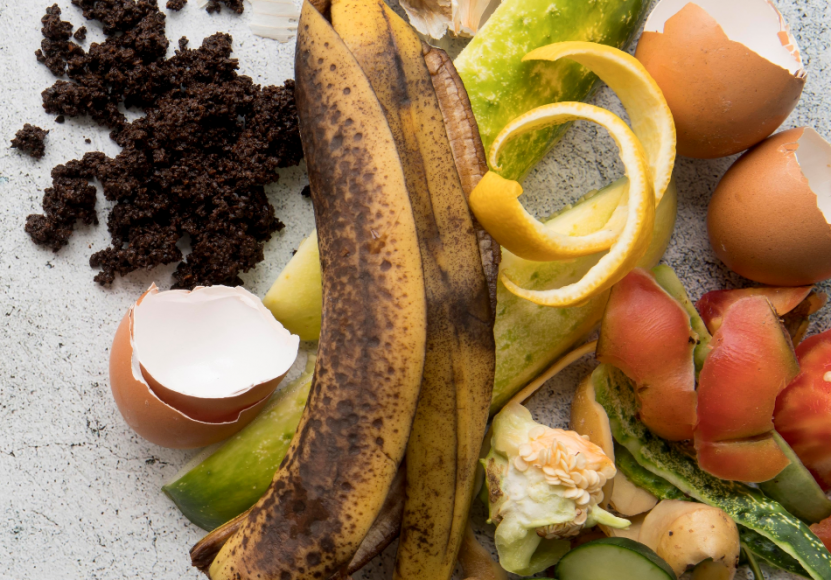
[199,4,429,578]
[330,2,495,578]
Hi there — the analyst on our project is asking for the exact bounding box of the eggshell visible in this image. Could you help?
[110,306,273,449]
[636,2,805,159]
[708,127,831,286]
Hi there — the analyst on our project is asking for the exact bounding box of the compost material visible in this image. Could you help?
[25,0,303,289]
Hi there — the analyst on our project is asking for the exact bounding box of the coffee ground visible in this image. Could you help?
[11,124,49,159]
[206,0,245,14]
[26,1,303,289]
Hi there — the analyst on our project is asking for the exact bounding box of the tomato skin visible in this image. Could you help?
[598,269,697,442]
[810,517,831,552]
[695,296,798,482]
[775,329,831,491]
[697,286,814,334]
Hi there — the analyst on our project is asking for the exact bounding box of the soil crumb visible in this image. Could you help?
[26,0,303,289]
[206,0,245,14]
[12,124,49,159]
[167,0,187,10]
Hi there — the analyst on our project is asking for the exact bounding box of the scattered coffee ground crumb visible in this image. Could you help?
[11,124,49,159]
[73,25,87,41]
[300,185,311,198]
[55,115,65,123]
[84,138,91,144]
[206,0,244,14]
[26,0,303,289]
[167,0,187,10]
[35,4,85,77]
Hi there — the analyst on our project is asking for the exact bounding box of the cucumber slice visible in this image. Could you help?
[555,537,676,580]
[593,364,831,580]
[759,432,831,524]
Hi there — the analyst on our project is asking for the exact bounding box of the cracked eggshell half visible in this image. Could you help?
[635,0,805,159]
[708,127,831,286]
[109,284,300,449]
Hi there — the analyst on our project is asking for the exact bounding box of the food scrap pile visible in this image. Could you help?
[25,0,303,288]
[11,124,49,159]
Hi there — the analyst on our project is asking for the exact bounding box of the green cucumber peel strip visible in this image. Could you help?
[593,364,831,580]
[759,432,831,525]
[162,356,315,530]
[614,443,690,503]
[455,0,649,181]
[616,440,810,577]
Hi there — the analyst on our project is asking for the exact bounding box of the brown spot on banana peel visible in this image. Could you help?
[423,43,500,313]
[200,3,428,579]
[330,3,495,580]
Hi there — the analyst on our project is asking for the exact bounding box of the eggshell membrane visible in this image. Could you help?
[708,127,831,286]
[109,293,273,449]
[131,285,297,424]
[635,3,805,159]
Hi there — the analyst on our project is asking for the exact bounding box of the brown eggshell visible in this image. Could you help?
[636,3,805,159]
[109,307,271,449]
[143,365,285,424]
[708,127,831,286]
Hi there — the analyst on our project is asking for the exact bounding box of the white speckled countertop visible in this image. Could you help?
[0,0,829,578]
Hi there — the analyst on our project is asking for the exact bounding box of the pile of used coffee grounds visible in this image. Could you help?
[11,124,49,159]
[25,0,303,289]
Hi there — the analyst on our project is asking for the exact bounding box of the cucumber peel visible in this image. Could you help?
[593,364,831,580]
[759,432,831,525]
[455,0,649,180]
[162,356,314,530]
[616,439,811,577]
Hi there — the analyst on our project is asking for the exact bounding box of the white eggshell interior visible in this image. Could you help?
[796,128,831,225]
[644,0,804,75]
[133,285,299,399]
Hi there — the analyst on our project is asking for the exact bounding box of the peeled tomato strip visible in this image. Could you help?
[523,42,676,203]
[474,102,655,307]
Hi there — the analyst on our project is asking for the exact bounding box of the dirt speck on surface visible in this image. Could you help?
[11,124,49,159]
[25,0,303,289]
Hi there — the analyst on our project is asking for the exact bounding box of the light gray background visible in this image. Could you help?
[0,0,829,578]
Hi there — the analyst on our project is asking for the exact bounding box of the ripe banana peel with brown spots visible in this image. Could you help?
[331,2,495,580]
[200,3,429,578]
[190,1,496,578]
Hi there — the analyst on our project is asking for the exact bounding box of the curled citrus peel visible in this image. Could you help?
[469,42,675,307]
[476,102,655,307]
[524,42,676,203]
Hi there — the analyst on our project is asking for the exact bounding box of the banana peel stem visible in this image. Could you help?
[508,340,598,407]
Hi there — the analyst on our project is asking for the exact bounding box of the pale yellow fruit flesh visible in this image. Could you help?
[262,230,322,341]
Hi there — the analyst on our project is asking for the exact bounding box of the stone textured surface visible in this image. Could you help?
[0,0,829,578]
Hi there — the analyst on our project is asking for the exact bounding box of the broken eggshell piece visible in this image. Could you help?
[110,284,299,449]
[708,127,831,286]
[636,0,805,159]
